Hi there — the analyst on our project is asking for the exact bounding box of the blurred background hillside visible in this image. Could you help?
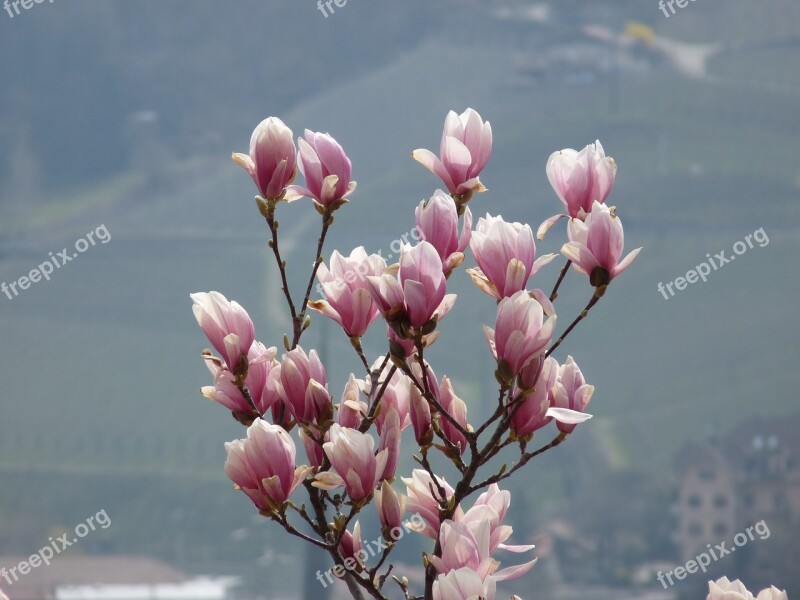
[1,1,798,599]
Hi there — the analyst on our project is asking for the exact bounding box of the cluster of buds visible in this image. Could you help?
[189,108,785,600]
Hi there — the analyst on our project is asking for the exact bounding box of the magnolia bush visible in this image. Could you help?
[185,109,786,600]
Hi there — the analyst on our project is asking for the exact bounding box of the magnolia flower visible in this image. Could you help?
[416,190,473,275]
[375,480,406,533]
[338,521,365,571]
[707,577,788,600]
[484,290,556,377]
[378,406,402,480]
[432,568,496,600]
[315,424,388,502]
[367,242,454,331]
[202,342,281,418]
[365,360,412,434]
[278,346,331,426]
[402,469,461,538]
[337,374,368,429]
[413,108,492,196]
[510,356,559,437]
[431,518,536,582]
[561,201,641,287]
[549,356,594,433]
[285,130,356,206]
[410,382,433,445]
[538,140,616,239]
[439,376,469,454]
[191,291,256,373]
[224,419,310,511]
[468,214,556,300]
[232,116,297,200]
[309,247,386,337]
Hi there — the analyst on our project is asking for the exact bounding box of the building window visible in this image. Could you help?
[687,494,702,508]
[713,495,728,509]
[688,522,703,537]
[713,522,728,537]
[698,468,716,482]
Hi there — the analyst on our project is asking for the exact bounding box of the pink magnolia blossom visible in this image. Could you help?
[549,355,594,434]
[1,588,9,600]
[416,190,473,275]
[378,406,403,480]
[402,469,461,538]
[284,130,356,206]
[510,356,559,438]
[337,374,368,429]
[433,485,537,582]
[484,290,556,377]
[386,293,454,356]
[413,108,492,197]
[365,359,412,434]
[430,518,536,583]
[537,140,616,239]
[298,426,325,468]
[367,241,454,330]
[468,214,556,300]
[707,577,788,600]
[432,568,497,600]
[224,419,310,511]
[314,424,388,502]
[410,382,433,445]
[439,376,469,454]
[277,346,331,426]
[309,247,386,337]
[202,342,281,418]
[232,116,297,200]
[561,200,642,287]
[191,291,256,373]
[375,480,406,533]
[338,521,365,572]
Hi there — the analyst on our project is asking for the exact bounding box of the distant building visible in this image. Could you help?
[673,415,800,562]
[0,555,235,600]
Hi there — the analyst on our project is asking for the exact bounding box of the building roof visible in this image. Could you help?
[0,556,186,600]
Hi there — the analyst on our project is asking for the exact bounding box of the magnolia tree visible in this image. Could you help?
[187,110,786,600]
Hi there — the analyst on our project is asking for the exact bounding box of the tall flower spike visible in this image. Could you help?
[284,129,356,208]
[560,200,642,287]
[412,108,492,197]
[538,140,616,239]
[232,116,298,201]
